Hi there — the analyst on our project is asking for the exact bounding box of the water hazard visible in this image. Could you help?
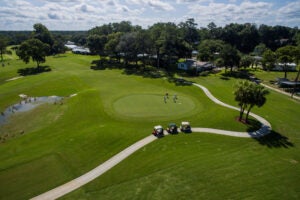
[0,96,63,125]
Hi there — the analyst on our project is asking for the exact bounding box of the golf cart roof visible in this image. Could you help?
[181,121,190,125]
[154,125,163,129]
[19,94,27,98]
[169,123,177,126]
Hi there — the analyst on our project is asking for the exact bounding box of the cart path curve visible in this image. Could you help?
[31,83,272,200]
[31,135,157,200]
[192,83,271,138]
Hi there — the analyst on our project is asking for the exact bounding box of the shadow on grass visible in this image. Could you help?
[123,67,164,79]
[220,70,254,80]
[90,59,194,86]
[220,76,230,80]
[18,66,51,76]
[245,119,262,132]
[254,131,294,148]
[90,59,124,70]
[167,77,193,86]
[90,58,175,80]
[53,55,67,58]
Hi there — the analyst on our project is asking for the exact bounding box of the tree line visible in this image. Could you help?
[1,20,300,74]
[83,20,300,72]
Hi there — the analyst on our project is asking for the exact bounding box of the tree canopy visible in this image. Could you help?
[32,23,54,48]
[220,44,240,72]
[262,49,276,71]
[276,45,298,78]
[234,80,269,122]
[17,39,50,68]
[197,39,224,62]
[0,37,8,63]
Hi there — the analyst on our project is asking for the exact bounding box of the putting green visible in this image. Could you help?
[113,94,198,119]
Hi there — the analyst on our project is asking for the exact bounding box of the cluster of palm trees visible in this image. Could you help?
[234,80,269,123]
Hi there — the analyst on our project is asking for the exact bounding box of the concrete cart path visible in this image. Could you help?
[31,135,157,200]
[192,83,272,138]
[260,83,300,101]
[31,83,272,200]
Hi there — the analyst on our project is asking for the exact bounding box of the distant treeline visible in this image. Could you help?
[0,21,299,53]
[2,20,300,76]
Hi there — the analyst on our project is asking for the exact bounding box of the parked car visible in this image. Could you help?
[152,125,164,137]
[180,121,191,133]
[167,123,178,134]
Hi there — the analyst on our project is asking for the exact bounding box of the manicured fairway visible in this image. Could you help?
[0,52,299,200]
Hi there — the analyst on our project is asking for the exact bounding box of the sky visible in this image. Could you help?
[0,0,299,30]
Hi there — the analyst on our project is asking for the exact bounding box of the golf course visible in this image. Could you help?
[0,51,300,200]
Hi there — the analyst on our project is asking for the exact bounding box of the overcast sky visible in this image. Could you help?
[0,0,299,30]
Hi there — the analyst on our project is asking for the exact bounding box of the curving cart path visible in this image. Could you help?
[192,83,271,138]
[31,83,272,200]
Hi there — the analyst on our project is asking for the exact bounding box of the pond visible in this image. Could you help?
[0,96,63,126]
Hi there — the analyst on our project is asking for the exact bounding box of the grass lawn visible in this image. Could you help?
[113,94,198,120]
[0,52,299,200]
[62,69,300,200]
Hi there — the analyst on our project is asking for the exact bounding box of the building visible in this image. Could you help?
[178,59,214,72]
[273,63,297,71]
[191,50,199,57]
[72,47,91,55]
[64,41,91,55]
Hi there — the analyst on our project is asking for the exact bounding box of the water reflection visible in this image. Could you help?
[0,96,63,125]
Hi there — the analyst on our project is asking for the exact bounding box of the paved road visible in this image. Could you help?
[31,83,272,200]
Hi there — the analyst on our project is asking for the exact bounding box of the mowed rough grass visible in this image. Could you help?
[0,52,299,200]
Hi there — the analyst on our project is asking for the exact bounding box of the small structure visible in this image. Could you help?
[249,76,261,84]
[273,63,297,71]
[178,59,213,72]
[64,41,77,50]
[191,50,199,57]
[253,56,262,62]
[65,42,91,55]
[72,47,91,55]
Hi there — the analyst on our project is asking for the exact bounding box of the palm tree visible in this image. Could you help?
[245,84,269,123]
[234,80,269,122]
[234,80,251,121]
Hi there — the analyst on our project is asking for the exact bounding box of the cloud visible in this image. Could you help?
[147,0,174,11]
[187,1,274,27]
[176,0,209,3]
[127,0,174,11]
[107,0,116,6]
[80,4,88,12]
[0,0,298,30]
[275,1,300,26]
[48,13,60,20]
[43,0,82,3]
[240,1,272,10]
[278,1,300,19]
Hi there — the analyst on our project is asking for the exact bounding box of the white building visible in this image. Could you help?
[178,59,214,72]
[273,63,297,71]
